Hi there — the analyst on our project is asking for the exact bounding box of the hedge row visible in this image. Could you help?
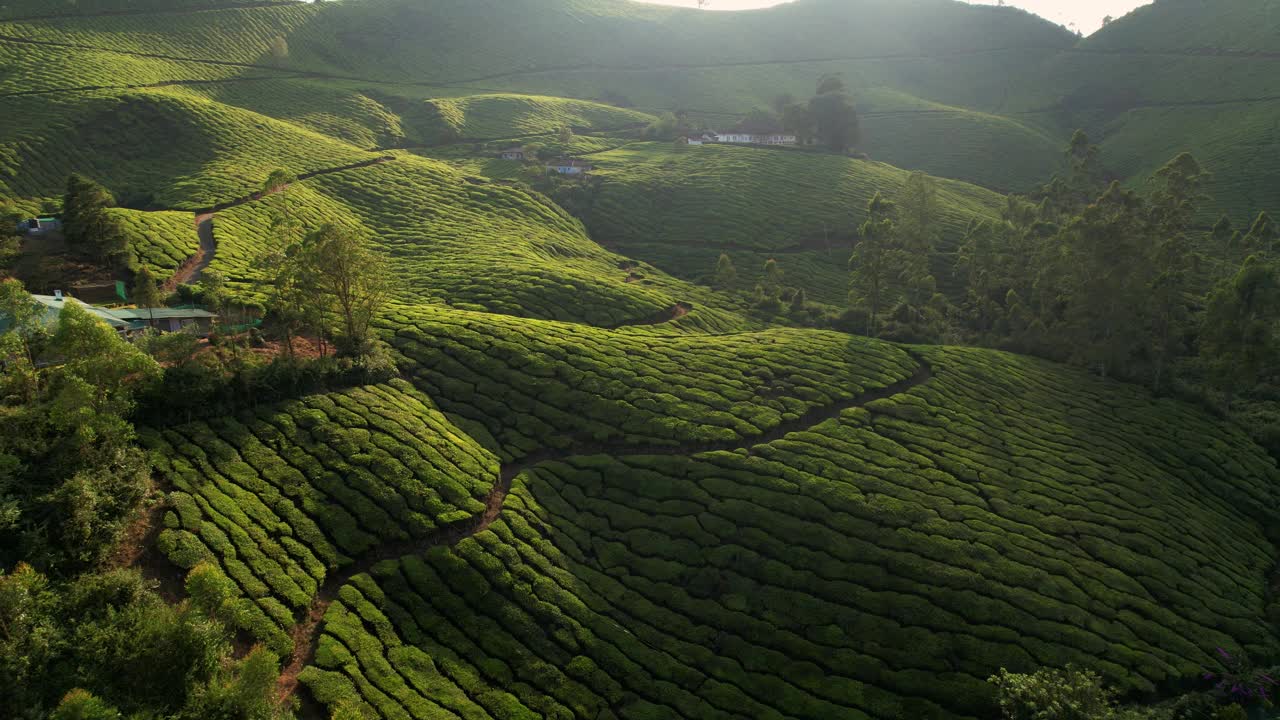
[143,380,498,649]
[300,344,1280,720]
[384,305,916,461]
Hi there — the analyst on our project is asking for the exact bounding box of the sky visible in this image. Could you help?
[636,0,1155,35]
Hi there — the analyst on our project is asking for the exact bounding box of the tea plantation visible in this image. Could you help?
[578,142,1006,303]
[143,380,498,655]
[209,155,747,329]
[295,345,1280,720]
[2,1,1280,718]
[113,207,201,280]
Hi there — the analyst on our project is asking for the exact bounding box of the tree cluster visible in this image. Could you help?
[61,175,128,267]
[946,133,1280,452]
[846,172,948,341]
[773,74,861,152]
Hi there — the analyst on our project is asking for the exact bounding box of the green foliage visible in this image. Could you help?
[295,223,391,354]
[51,689,121,720]
[0,296,161,571]
[990,667,1116,720]
[581,142,1004,307]
[62,174,127,265]
[301,343,1280,720]
[714,253,737,289]
[808,76,860,153]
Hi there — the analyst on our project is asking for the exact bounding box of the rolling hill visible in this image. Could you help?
[1,1,1279,719]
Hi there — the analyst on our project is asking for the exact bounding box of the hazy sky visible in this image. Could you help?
[637,0,1155,34]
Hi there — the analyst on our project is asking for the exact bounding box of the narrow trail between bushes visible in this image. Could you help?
[608,302,692,329]
[158,157,394,289]
[275,351,935,711]
[166,212,215,289]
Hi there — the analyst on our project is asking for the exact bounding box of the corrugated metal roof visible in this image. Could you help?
[107,308,218,320]
[30,294,131,328]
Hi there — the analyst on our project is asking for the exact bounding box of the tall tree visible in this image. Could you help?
[1055,182,1150,378]
[252,243,319,358]
[61,175,126,265]
[763,258,782,295]
[714,253,737,289]
[850,192,895,338]
[297,224,391,354]
[808,90,859,153]
[956,220,996,333]
[262,169,299,251]
[131,266,162,329]
[1143,153,1204,389]
[780,102,816,145]
[1200,255,1280,408]
[0,279,47,402]
[1244,211,1276,256]
[895,172,941,310]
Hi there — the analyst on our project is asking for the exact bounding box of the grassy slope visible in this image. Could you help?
[1,3,1277,716]
[0,0,1074,191]
[113,208,200,279]
[211,155,742,330]
[576,142,1005,304]
[297,340,1280,720]
[0,88,377,209]
[5,0,1277,218]
[143,379,498,656]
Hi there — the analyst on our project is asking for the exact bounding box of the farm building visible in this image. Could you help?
[0,292,131,334]
[16,217,62,235]
[712,131,797,145]
[0,291,218,337]
[498,146,527,161]
[107,307,219,335]
[546,158,593,175]
[712,116,798,145]
[679,134,714,145]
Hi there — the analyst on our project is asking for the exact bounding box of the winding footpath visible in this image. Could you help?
[274,353,934,707]
[157,157,394,288]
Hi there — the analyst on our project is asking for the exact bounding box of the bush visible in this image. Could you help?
[989,667,1117,720]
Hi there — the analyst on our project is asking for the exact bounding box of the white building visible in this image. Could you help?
[546,158,593,175]
[711,131,797,146]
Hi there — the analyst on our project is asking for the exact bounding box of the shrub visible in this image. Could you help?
[989,667,1116,720]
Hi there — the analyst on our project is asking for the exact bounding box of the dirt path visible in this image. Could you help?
[609,302,692,329]
[165,212,215,290]
[157,157,393,291]
[274,352,934,708]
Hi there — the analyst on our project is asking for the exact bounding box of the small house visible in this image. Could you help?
[0,292,132,335]
[546,158,593,176]
[679,133,715,146]
[498,146,527,161]
[106,307,220,336]
[1,292,219,338]
[710,127,798,146]
[16,216,62,235]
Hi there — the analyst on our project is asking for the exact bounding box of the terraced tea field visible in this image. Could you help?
[114,208,201,280]
[575,143,1005,302]
[5,3,1280,718]
[208,155,748,329]
[278,340,1280,720]
[0,88,377,209]
[143,380,499,655]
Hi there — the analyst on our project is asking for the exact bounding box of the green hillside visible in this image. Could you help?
[573,142,1005,304]
[3,2,1280,720]
[0,88,377,209]
[133,311,1280,720]
[207,154,745,329]
[3,0,1277,218]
